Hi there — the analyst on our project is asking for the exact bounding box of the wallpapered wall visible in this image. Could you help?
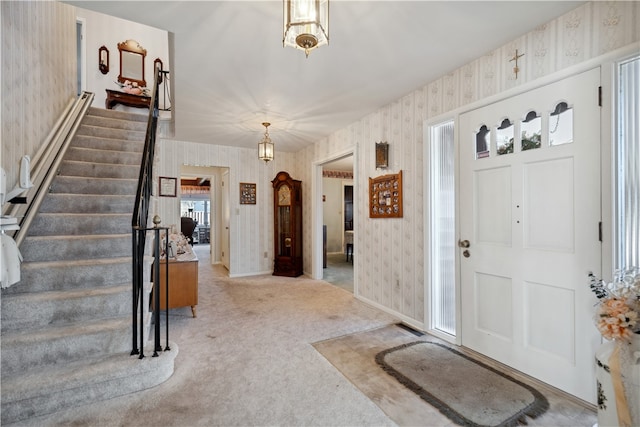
[157,140,296,277]
[1,1,168,207]
[295,1,640,327]
[74,8,170,112]
[1,1,76,199]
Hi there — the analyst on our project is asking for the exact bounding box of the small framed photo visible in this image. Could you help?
[159,176,177,197]
[240,182,256,204]
[376,141,389,169]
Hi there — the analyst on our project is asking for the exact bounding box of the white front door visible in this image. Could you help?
[459,68,602,403]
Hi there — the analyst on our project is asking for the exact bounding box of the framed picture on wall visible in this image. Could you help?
[369,170,402,218]
[159,176,177,197]
[240,182,257,204]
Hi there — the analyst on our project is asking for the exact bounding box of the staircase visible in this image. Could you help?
[1,107,176,424]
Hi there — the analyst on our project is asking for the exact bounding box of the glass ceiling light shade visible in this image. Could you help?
[283,0,329,58]
[258,122,274,163]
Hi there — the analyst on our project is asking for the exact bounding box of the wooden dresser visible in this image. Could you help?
[105,89,151,110]
[157,257,198,317]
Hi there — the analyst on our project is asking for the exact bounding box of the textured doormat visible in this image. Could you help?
[376,341,549,427]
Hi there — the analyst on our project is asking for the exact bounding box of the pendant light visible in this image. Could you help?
[258,122,274,163]
[283,0,329,58]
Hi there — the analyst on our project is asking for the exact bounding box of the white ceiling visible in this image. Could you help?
[67,1,583,154]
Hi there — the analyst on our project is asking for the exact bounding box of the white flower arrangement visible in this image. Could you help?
[589,268,640,342]
[159,225,195,261]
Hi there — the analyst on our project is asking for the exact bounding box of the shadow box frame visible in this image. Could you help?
[369,170,402,218]
[239,182,257,205]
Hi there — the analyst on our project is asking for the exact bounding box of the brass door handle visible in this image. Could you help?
[458,239,470,248]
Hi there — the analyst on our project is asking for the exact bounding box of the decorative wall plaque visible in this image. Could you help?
[159,176,177,197]
[240,182,256,204]
[375,141,389,169]
[369,170,402,218]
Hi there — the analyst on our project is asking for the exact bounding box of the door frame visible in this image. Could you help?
[422,45,635,347]
[311,148,355,281]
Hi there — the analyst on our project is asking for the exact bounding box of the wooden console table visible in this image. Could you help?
[105,89,151,110]
[157,257,198,317]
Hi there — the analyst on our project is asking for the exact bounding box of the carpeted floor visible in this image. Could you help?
[13,244,597,426]
[11,244,395,427]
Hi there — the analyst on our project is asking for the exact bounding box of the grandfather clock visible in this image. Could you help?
[272,171,302,277]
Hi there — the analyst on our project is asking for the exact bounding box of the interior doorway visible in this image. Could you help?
[75,18,86,96]
[320,155,354,293]
[179,165,227,269]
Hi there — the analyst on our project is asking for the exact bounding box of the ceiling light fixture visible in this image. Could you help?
[258,122,274,163]
[283,0,329,58]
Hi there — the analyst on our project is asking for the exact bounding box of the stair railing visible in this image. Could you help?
[3,91,95,247]
[131,69,171,358]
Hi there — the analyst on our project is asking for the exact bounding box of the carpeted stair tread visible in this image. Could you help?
[1,284,130,332]
[0,342,178,424]
[2,316,129,346]
[39,194,136,213]
[21,234,130,261]
[12,256,133,294]
[82,115,148,132]
[2,342,177,397]
[28,212,130,235]
[1,317,131,377]
[65,146,143,165]
[87,106,148,122]
[71,134,145,153]
[59,159,140,179]
[75,124,145,141]
[49,176,138,195]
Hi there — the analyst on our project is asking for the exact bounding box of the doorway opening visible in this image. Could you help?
[179,165,228,271]
[75,18,86,96]
[320,155,354,293]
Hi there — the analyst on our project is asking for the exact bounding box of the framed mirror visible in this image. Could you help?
[117,39,146,87]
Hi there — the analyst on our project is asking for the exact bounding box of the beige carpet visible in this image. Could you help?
[12,245,397,426]
[12,244,596,427]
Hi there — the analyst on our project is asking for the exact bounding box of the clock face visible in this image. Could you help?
[278,186,291,206]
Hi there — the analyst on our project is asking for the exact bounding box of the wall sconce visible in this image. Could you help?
[98,45,109,74]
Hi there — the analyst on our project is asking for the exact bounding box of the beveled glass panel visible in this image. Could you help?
[475,125,490,159]
[496,118,514,155]
[521,111,542,151]
[276,206,291,257]
[549,102,573,146]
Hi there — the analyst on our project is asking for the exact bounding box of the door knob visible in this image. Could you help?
[458,239,470,248]
[463,250,471,258]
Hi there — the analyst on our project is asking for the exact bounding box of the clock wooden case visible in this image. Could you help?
[272,171,303,277]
